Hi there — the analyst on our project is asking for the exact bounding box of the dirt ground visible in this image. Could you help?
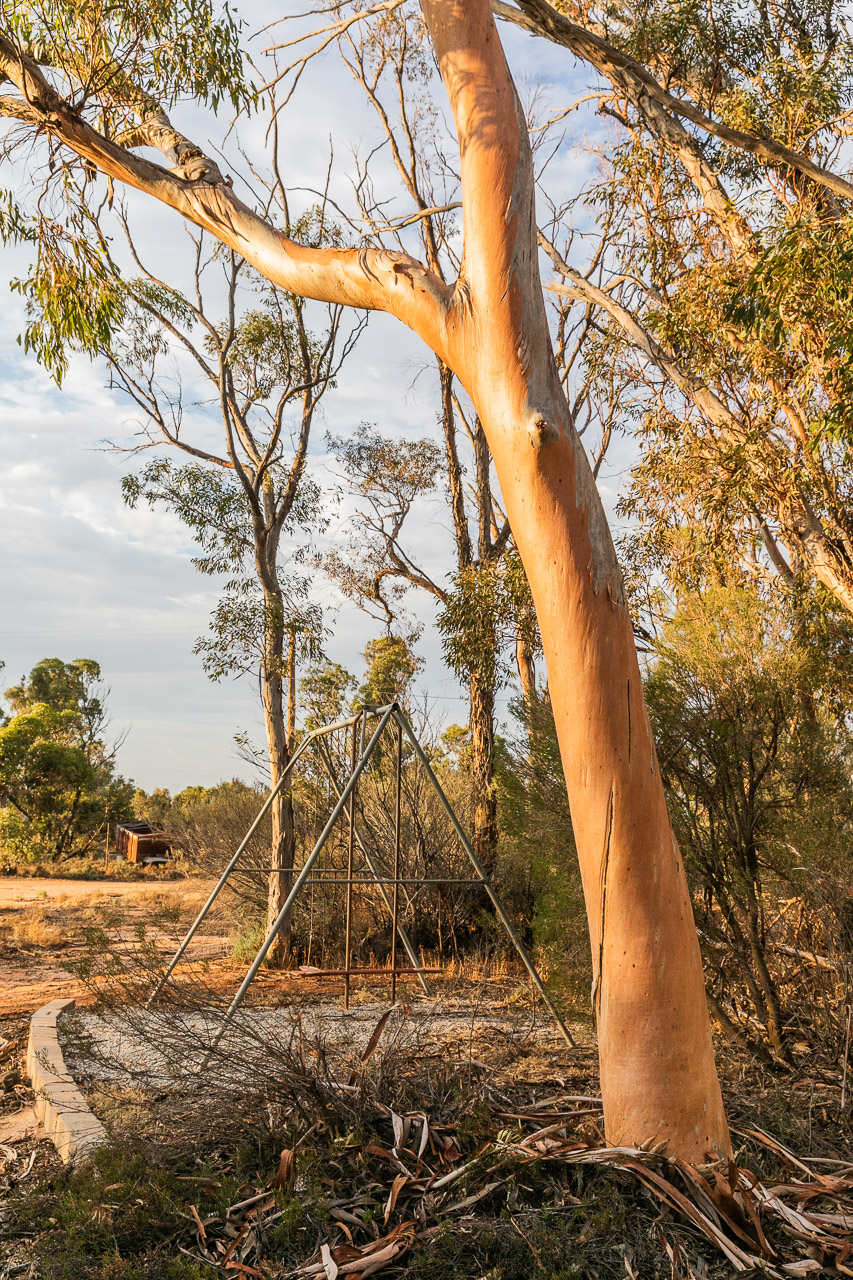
[2,880,851,1280]
[0,874,588,1188]
[0,877,226,1015]
[0,878,195,906]
[0,877,584,1246]
[0,876,582,1031]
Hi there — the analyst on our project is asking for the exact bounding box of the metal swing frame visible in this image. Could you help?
[148,701,575,1065]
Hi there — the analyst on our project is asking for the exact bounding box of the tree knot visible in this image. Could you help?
[527,416,559,449]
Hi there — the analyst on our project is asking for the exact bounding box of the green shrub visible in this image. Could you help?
[230,916,269,963]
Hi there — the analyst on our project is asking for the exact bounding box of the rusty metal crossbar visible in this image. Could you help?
[296,966,442,978]
[218,872,482,886]
[148,701,576,1067]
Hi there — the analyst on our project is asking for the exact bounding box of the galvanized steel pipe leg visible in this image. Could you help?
[391,719,403,1004]
[147,733,315,1005]
[344,722,357,1011]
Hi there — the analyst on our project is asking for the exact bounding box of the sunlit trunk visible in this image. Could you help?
[263,594,294,968]
[423,0,731,1160]
[479,411,729,1156]
[468,671,497,873]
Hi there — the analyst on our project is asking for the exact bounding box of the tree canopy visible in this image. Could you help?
[0,658,132,862]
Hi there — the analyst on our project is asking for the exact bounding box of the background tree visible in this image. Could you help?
[645,584,853,1062]
[507,0,853,615]
[114,229,359,965]
[330,422,538,872]
[0,658,133,863]
[6,658,106,739]
[299,661,358,732]
[355,635,422,709]
[131,786,173,829]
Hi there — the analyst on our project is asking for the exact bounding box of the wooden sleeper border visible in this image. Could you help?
[26,997,106,1164]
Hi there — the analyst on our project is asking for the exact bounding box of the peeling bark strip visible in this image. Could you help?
[0,0,730,1160]
[594,781,616,1019]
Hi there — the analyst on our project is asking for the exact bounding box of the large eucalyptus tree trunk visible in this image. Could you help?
[9,0,730,1159]
[418,1,730,1160]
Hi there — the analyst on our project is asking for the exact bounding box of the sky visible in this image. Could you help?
[0,7,634,795]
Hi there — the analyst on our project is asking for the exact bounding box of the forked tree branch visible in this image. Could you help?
[494,0,853,206]
[0,30,454,359]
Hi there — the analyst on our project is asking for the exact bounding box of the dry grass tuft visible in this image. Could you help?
[10,906,66,948]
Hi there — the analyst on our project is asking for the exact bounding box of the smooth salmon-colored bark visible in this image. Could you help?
[489,427,730,1156]
[419,0,729,1159]
[0,0,731,1158]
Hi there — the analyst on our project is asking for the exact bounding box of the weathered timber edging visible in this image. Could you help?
[26,997,106,1163]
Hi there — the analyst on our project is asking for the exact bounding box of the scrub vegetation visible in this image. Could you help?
[2,0,853,1273]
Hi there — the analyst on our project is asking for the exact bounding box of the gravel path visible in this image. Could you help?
[62,1000,568,1090]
